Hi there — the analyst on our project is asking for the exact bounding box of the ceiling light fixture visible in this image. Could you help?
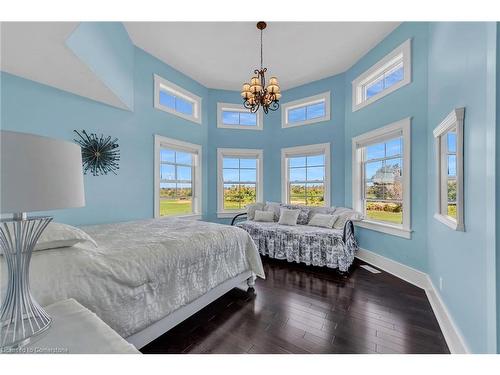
[241,21,281,114]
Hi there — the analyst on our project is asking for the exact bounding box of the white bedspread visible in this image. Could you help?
[0,218,264,339]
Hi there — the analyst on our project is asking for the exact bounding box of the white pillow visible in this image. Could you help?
[278,208,300,226]
[253,210,275,222]
[246,202,265,220]
[35,222,98,251]
[264,201,281,221]
[308,213,338,228]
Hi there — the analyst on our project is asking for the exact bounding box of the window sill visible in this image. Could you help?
[217,124,263,131]
[355,220,412,239]
[157,214,202,220]
[282,116,330,128]
[433,213,464,231]
[217,211,246,219]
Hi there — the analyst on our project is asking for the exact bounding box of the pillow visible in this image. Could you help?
[333,212,353,230]
[246,202,265,220]
[308,206,337,222]
[278,208,300,226]
[264,201,282,221]
[282,204,310,225]
[253,210,275,222]
[308,213,338,228]
[334,207,364,221]
[34,222,98,251]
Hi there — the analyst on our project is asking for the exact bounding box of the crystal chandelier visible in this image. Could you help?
[241,21,281,114]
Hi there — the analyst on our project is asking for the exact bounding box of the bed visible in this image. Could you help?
[0,217,265,349]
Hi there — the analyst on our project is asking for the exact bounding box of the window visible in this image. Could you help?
[352,39,411,112]
[281,143,330,206]
[217,148,263,218]
[282,92,330,128]
[217,103,263,130]
[154,135,202,218]
[433,108,464,231]
[154,74,202,124]
[352,118,411,238]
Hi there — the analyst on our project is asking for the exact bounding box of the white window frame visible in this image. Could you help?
[217,148,264,218]
[433,108,465,231]
[154,135,202,219]
[154,74,202,124]
[352,118,412,239]
[281,143,331,206]
[281,92,331,128]
[352,39,412,112]
[217,102,263,131]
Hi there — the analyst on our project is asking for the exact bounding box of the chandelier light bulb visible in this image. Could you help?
[269,77,279,85]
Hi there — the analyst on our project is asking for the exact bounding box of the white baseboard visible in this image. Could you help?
[356,248,428,289]
[355,247,469,354]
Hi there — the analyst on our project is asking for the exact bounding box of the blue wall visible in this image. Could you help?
[426,22,497,353]
[497,22,500,354]
[206,74,346,223]
[1,46,209,225]
[66,22,135,111]
[1,21,498,352]
[344,22,429,272]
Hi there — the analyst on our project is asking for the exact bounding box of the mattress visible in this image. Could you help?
[0,217,264,339]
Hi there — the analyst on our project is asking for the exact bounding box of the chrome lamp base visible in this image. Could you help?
[0,214,53,350]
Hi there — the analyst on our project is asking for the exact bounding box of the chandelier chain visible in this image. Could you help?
[260,28,263,70]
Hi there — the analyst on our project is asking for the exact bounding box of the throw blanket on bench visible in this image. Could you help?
[236,220,358,272]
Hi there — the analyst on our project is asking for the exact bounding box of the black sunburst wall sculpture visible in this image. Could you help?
[73,130,120,176]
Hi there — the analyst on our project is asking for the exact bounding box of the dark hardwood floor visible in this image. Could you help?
[141,257,450,354]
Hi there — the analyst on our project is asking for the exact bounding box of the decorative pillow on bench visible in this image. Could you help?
[253,210,275,222]
[246,202,265,220]
[282,204,310,225]
[278,208,300,226]
[308,213,338,228]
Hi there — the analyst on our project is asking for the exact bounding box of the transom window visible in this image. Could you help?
[364,61,403,100]
[433,108,464,231]
[352,118,411,238]
[352,39,411,112]
[217,103,263,130]
[281,143,330,207]
[282,92,330,128]
[154,135,202,218]
[217,148,263,218]
[154,74,202,124]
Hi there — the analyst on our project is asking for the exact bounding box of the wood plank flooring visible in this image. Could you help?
[141,257,450,354]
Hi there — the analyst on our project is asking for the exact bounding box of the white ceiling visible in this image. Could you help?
[0,22,401,109]
[124,22,400,91]
[0,22,129,110]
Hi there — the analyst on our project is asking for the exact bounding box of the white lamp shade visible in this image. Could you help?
[1,131,85,214]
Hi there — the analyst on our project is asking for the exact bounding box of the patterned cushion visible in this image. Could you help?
[282,204,310,225]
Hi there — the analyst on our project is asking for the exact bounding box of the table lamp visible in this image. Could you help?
[0,130,85,349]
